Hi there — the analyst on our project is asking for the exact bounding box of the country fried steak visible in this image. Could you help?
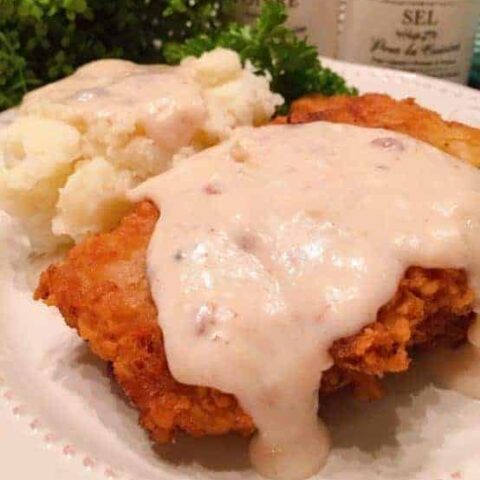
[35,94,478,443]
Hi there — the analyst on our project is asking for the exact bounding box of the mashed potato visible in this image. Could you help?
[0,48,283,251]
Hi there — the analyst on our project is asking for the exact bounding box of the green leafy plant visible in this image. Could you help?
[0,0,233,110]
[0,0,356,111]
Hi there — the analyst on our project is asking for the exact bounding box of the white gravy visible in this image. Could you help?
[130,122,480,479]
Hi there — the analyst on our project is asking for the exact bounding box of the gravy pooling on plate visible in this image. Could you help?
[130,122,480,480]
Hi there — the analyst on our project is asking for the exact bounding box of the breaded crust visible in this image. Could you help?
[36,94,477,442]
[275,93,480,166]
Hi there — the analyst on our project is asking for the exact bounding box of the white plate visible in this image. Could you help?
[1,61,480,480]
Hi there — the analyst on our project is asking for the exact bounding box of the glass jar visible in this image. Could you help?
[232,0,340,57]
[338,0,480,84]
[469,23,480,87]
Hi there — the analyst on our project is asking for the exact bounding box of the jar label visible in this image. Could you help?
[339,0,480,83]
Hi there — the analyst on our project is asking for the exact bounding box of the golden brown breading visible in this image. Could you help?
[35,93,479,443]
[36,201,475,441]
[36,201,254,443]
[275,93,480,166]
